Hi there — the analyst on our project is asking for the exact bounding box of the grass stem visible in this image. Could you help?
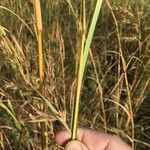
[34,0,47,149]
[71,0,103,140]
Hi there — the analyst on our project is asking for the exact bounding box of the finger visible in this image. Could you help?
[77,129,132,150]
[65,140,88,150]
[55,129,70,146]
[76,128,111,150]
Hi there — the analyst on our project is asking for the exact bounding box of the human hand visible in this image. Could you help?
[55,128,132,150]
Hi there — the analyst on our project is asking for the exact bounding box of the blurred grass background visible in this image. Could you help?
[0,0,150,149]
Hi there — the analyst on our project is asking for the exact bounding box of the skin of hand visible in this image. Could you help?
[55,128,132,150]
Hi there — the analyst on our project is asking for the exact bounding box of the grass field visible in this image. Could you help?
[0,0,150,149]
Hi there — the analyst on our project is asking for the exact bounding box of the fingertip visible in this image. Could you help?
[55,130,71,146]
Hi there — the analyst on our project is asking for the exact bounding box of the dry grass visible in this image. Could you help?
[0,0,150,149]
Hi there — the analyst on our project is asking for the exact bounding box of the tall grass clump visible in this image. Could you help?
[0,0,150,150]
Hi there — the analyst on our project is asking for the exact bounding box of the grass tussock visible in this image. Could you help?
[0,0,150,149]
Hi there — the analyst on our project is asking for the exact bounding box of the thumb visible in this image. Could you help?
[65,140,88,150]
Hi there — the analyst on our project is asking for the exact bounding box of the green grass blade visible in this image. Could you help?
[82,0,103,75]
[0,101,22,130]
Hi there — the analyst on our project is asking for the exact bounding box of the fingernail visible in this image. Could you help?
[65,141,82,150]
